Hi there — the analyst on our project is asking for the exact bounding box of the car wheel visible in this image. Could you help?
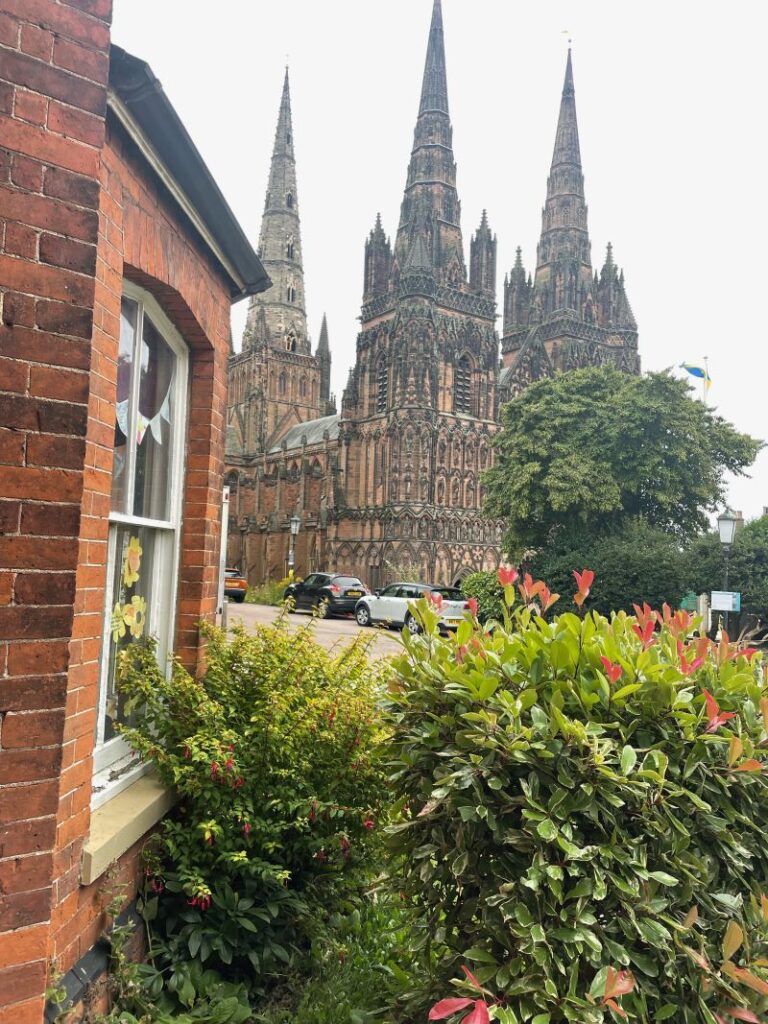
[356,604,371,627]
[316,599,330,619]
[404,613,421,635]
[234,594,246,604]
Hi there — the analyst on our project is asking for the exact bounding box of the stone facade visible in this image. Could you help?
[225,3,639,588]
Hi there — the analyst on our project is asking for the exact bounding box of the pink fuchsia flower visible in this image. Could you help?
[702,689,738,733]
[151,879,164,894]
[466,597,479,617]
[313,849,327,863]
[600,656,622,684]
[198,895,212,911]
[498,565,518,587]
[340,836,351,858]
[183,746,191,759]
[363,817,375,830]
[205,834,214,845]
[210,761,219,778]
[234,775,245,788]
[243,821,251,836]
[572,569,595,607]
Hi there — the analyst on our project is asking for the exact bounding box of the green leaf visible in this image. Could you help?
[537,819,558,841]
[647,871,679,886]
[655,1005,678,1021]
[464,946,499,964]
[620,745,637,775]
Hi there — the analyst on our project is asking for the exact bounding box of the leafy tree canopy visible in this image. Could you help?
[528,521,692,617]
[484,367,762,550]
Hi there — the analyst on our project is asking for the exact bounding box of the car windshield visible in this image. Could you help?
[225,569,240,578]
[431,587,464,601]
[334,577,363,587]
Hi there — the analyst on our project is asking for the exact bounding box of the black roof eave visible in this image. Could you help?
[108,44,271,301]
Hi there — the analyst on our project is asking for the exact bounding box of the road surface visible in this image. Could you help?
[225,600,404,659]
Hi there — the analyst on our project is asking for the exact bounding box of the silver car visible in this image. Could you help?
[354,582,468,634]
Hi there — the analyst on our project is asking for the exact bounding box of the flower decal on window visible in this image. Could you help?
[111,602,127,643]
[123,536,143,587]
[122,595,148,639]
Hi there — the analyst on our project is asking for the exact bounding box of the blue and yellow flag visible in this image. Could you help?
[680,363,712,391]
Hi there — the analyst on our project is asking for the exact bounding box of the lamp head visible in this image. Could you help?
[717,508,737,547]
[290,514,301,536]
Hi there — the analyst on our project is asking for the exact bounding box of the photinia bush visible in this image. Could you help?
[385,572,768,1022]
[117,617,388,987]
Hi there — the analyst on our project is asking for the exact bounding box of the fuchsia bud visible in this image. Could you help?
[243,821,251,835]
[210,761,219,778]
[363,817,375,831]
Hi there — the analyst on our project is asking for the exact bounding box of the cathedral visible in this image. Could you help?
[225,1,639,588]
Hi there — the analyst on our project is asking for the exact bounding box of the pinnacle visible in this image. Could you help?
[604,242,614,267]
[514,246,523,269]
[418,0,449,115]
[317,313,330,353]
[550,47,581,170]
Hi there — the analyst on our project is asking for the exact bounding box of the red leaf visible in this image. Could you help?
[428,998,474,1020]
[722,1009,761,1023]
[462,1000,491,1024]
[461,966,483,991]
[731,759,764,773]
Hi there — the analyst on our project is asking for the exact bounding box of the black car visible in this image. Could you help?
[283,572,368,618]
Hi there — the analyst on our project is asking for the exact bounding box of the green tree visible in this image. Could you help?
[528,521,692,616]
[687,515,768,631]
[484,367,761,550]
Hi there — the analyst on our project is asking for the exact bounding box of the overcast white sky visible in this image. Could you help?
[112,0,767,520]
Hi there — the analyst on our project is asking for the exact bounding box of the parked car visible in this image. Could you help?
[283,572,368,617]
[224,567,248,603]
[354,582,468,634]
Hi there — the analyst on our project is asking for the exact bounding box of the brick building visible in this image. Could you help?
[225,1,639,589]
[0,4,268,1019]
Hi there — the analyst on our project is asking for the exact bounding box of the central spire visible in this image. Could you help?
[419,0,449,115]
[391,0,467,290]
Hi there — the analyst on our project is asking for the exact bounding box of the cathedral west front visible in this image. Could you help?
[225,1,640,589]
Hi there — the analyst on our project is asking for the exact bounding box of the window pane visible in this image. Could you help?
[133,312,177,520]
[102,525,160,744]
[111,298,138,513]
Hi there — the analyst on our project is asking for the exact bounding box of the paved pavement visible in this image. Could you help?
[224,600,404,659]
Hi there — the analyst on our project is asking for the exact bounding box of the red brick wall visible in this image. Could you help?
[1,3,235,1017]
[48,117,234,982]
[0,2,112,1020]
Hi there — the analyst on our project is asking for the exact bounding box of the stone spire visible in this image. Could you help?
[242,68,309,354]
[391,0,466,288]
[535,48,592,302]
[315,312,332,406]
[363,212,392,300]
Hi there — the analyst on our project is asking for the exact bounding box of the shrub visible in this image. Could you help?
[461,571,505,624]
[117,617,388,991]
[527,521,692,617]
[385,576,768,1022]
[246,575,297,606]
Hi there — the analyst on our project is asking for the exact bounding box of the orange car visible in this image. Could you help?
[224,568,248,603]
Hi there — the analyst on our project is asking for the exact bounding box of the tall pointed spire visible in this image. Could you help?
[243,67,310,354]
[419,0,449,115]
[534,47,591,306]
[391,0,466,291]
[315,313,332,408]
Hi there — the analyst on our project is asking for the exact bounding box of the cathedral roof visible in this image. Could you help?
[268,413,340,453]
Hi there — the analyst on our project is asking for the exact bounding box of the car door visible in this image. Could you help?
[401,584,430,623]
[293,573,318,608]
[304,573,330,608]
[369,584,399,622]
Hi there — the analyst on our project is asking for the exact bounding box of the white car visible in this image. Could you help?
[354,582,469,634]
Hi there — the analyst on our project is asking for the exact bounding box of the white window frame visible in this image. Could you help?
[92,281,189,808]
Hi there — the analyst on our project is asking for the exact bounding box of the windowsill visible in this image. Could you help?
[81,771,176,886]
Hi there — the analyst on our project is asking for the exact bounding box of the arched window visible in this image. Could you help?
[286,239,294,260]
[299,376,307,398]
[286,131,292,145]
[278,372,287,396]
[286,332,296,352]
[454,355,472,414]
[286,192,293,209]
[376,359,388,413]
[287,285,296,303]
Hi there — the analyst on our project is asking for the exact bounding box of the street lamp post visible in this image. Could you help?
[717,508,737,636]
[288,514,301,579]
